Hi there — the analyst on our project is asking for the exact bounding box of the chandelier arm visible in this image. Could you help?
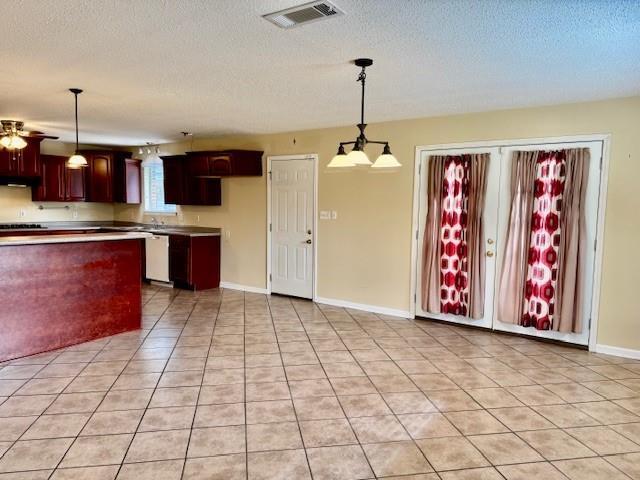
[339,141,357,146]
[358,67,366,126]
[366,140,389,145]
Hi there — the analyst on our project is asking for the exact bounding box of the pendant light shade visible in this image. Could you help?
[330,59,401,170]
[346,146,372,165]
[67,88,87,169]
[327,144,355,168]
[371,144,401,168]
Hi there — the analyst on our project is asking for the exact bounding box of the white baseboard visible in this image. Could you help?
[594,343,640,360]
[220,282,269,295]
[314,296,412,319]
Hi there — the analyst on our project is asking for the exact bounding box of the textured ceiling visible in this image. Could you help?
[1,0,639,146]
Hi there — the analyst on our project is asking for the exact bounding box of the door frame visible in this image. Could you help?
[409,134,611,352]
[266,154,319,300]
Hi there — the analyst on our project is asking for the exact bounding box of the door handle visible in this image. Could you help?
[486,251,494,257]
[307,229,312,234]
[487,238,494,245]
[305,239,312,244]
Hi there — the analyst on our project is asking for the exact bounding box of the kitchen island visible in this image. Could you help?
[0,231,151,362]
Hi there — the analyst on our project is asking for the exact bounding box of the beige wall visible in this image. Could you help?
[109,95,638,352]
[0,141,114,222]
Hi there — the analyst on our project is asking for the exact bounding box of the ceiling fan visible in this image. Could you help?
[0,120,58,150]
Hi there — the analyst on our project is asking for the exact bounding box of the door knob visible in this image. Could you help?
[307,229,312,234]
[486,251,494,257]
[487,238,494,244]
[305,239,312,244]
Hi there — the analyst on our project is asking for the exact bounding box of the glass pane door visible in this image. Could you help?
[415,147,501,329]
[492,141,603,345]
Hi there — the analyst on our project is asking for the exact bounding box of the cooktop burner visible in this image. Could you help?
[0,223,44,230]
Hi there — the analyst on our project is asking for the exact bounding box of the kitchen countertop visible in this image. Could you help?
[0,231,152,246]
[0,222,221,237]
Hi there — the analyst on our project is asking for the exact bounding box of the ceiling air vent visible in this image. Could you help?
[263,1,344,29]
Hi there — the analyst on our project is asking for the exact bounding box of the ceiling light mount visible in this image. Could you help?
[328,58,401,169]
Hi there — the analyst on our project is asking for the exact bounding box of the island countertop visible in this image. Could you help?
[0,231,152,246]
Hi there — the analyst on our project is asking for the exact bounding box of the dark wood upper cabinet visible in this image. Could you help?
[186,150,263,177]
[84,151,113,203]
[0,138,42,178]
[32,154,86,202]
[161,155,185,205]
[113,157,141,204]
[66,166,87,201]
[161,155,222,206]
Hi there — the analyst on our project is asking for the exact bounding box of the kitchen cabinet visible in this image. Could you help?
[161,155,185,205]
[114,157,141,204]
[169,234,220,290]
[0,138,42,178]
[32,155,86,202]
[161,155,222,206]
[186,150,263,177]
[84,151,113,203]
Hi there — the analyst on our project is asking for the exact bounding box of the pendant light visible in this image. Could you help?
[329,58,401,169]
[67,88,87,168]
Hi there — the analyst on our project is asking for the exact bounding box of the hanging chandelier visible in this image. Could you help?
[328,58,401,169]
[67,88,88,168]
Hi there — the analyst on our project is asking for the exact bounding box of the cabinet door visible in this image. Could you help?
[186,154,211,176]
[18,139,42,177]
[0,148,18,175]
[209,155,232,176]
[65,165,86,201]
[88,154,113,202]
[33,155,65,201]
[169,235,191,285]
[162,156,184,205]
[124,159,141,203]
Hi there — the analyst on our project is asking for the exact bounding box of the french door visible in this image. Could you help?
[414,139,604,346]
[415,146,502,329]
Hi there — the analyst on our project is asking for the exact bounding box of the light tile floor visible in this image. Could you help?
[0,285,639,479]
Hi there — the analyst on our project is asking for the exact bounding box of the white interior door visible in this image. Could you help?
[270,158,314,299]
[492,140,603,345]
[415,147,502,329]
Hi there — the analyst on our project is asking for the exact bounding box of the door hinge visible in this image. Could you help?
[268,171,272,178]
[414,293,417,303]
[418,164,421,175]
[269,273,272,281]
[594,238,597,251]
[415,230,419,240]
[269,223,272,232]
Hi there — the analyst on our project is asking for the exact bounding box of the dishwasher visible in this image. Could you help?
[145,234,170,282]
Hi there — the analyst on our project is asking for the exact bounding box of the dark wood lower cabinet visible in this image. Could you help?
[169,234,220,290]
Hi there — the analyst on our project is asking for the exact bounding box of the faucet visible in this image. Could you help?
[149,216,165,229]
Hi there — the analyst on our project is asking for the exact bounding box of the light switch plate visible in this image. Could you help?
[319,211,331,220]
[331,211,338,220]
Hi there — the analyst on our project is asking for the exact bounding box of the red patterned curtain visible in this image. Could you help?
[440,157,470,315]
[521,151,567,329]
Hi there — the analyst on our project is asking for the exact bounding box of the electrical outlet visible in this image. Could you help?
[225,231,231,240]
[331,211,338,220]
[72,210,78,219]
[18,209,26,218]
[196,215,200,223]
